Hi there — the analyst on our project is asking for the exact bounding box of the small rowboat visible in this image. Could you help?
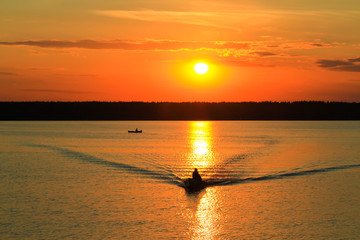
[128,129,142,133]
[184,178,206,192]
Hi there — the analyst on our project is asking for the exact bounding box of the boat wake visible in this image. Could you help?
[25,144,360,189]
[205,164,360,187]
[26,144,183,186]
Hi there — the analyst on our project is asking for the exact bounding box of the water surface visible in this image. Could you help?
[0,121,359,239]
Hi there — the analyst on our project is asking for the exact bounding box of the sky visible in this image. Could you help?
[0,0,360,102]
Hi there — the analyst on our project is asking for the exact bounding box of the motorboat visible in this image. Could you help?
[184,178,206,192]
[128,129,142,133]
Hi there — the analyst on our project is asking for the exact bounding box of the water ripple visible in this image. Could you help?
[26,144,183,186]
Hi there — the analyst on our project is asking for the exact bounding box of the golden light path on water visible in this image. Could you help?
[188,121,214,168]
[191,188,223,240]
[187,122,223,239]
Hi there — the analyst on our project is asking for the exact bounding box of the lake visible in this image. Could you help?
[0,121,359,239]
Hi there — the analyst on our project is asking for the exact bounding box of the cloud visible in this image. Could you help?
[28,49,47,55]
[221,58,275,68]
[21,89,97,94]
[1,40,134,49]
[0,39,251,51]
[0,71,18,76]
[55,73,98,78]
[93,10,240,30]
[92,9,360,28]
[1,39,344,69]
[0,39,333,53]
[317,60,352,68]
[252,51,277,57]
[349,57,360,63]
[311,43,324,47]
[317,58,360,72]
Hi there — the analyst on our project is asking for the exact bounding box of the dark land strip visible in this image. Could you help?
[1,101,359,120]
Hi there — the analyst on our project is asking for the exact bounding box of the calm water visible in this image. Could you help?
[0,121,359,239]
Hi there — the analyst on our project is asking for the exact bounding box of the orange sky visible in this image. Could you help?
[0,0,359,102]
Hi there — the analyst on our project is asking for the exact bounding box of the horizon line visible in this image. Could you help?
[1,101,360,104]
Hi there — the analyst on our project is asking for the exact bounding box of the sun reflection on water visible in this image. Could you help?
[188,121,215,169]
[188,188,223,240]
[185,122,224,239]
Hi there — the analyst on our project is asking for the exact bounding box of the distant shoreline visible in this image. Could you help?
[1,101,359,120]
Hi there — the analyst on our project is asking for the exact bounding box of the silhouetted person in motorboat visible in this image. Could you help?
[192,168,202,181]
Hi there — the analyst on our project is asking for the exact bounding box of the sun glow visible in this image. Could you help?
[173,59,229,89]
[194,63,209,74]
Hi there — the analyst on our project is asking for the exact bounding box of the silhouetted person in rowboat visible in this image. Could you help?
[192,168,202,181]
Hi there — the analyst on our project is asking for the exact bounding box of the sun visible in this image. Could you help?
[194,63,209,74]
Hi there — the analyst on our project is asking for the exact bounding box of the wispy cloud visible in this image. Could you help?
[21,89,97,94]
[0,39,334,52]
[93,10,239,30]
[1,39,342,69]
[28,49,47,55]
[0,39,251,50]
[0,71,18,76]
[349,57,360,63]
[252,51,277,57]
[317,58,360,72]
[92,9,360,32]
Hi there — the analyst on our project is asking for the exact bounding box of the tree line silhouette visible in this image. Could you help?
[0,101,359,120]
